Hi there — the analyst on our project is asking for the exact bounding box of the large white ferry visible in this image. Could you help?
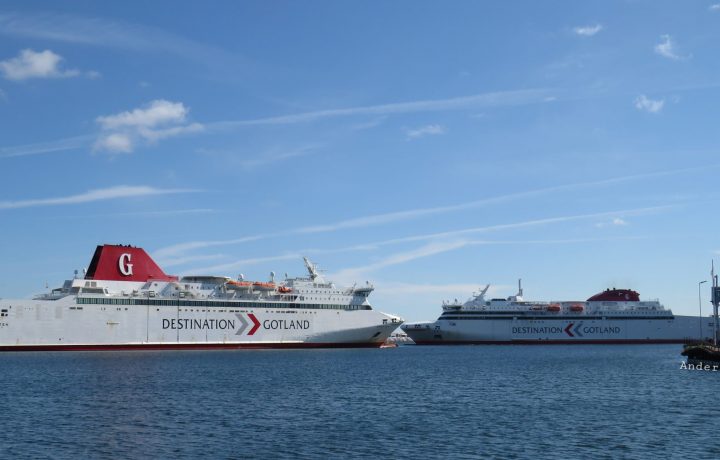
[0,244,403,351]
[402,280,711,344]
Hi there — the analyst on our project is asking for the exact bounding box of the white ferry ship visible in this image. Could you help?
[401,280,711,344]
[0,244,403,351]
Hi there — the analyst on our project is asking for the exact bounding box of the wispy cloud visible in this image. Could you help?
[654,35,686,60]
[0,185,194,210]
[191,234,648,281]
[94,100,203,153]
[573,24,603,37]
[0,49,86,80]
[0,12,240,69]
[634,95,665,113]
[332,240,470,281]
[0,89,549,160]
[358,207,666,248]
[375,282,505,297]
[162,254,226,268]
[595,217,629,228]
[197,144,319,170]
[0,135,92,159]
[405,124,446,140]
[350,116,387,131]
[181,253,305,276]
[211,89,553,128]
[181,236,643,283]
[710,4,720,11]
[154,166,700,259]
[154,235,271,260]
[103,208,216,218]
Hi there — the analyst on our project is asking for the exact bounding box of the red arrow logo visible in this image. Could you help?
[248,313,261,335]
[564,323,574,337]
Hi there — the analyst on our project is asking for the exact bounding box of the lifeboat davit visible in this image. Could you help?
[569,303,585,312]
[547,303,561,312]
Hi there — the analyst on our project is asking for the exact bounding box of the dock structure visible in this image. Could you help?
[681,263,720,364]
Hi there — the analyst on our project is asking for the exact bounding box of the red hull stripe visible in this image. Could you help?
[413,339,688,345]
[0,342,383,352]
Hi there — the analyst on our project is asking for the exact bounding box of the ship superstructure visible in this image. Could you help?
[402,280,710,344]
[0,244,402,351]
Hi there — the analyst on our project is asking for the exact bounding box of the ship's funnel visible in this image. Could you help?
[85,244,178,282]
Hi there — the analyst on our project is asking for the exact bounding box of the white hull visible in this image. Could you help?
[0,297,399,350]
[403,315,714,344]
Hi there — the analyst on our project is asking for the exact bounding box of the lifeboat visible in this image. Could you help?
[569,303,585,312]
[226,280,253,290]
[530,305,544,311]
[278,286,292,294]
[547,303,561,312]
[252,281,276,291]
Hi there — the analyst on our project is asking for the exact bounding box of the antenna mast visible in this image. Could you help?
[713,261,719,346]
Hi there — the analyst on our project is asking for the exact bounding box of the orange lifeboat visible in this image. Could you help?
[226,280,253,290]
[547,303,561,312]
[252,281,276,291]
[569,303,585,312]
[278,286,292,293]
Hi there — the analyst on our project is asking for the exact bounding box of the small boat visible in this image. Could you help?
[682,343,720,365]
[278,286,292,293]
[569,303,584,312]
[547,303,561,312]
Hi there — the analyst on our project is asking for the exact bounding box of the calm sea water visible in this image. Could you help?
[0,345,718,459]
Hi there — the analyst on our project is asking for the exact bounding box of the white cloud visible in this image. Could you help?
[573,24,603,37]
[634,95,665,113]
[97,100,188,129]
[95,100,203,153]
[405,124,446,139]
[94,133,133,153]
[710,4,720,11]
[0,185,194,210]
[654,35,685,60]
[0,49,81,80]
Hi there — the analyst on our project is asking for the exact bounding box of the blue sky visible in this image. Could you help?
[1,1,720,320]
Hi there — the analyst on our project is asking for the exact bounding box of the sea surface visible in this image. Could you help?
[1,345,718,459]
